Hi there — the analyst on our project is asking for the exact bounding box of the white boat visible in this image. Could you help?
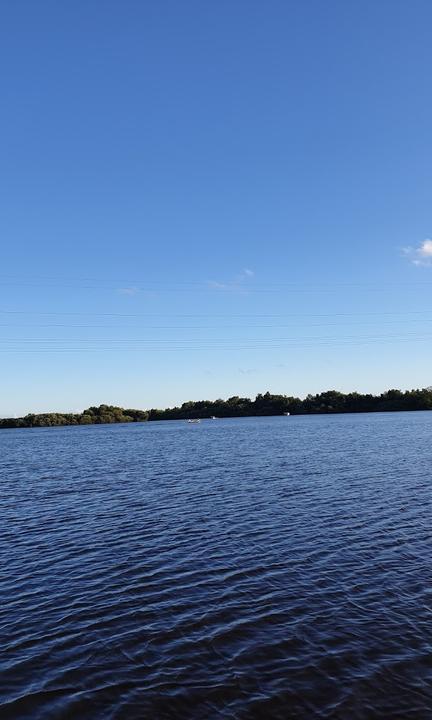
[187,419,201,424]
[283,412,290,416]
[210,416,217,420]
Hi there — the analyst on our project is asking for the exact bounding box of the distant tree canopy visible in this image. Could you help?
[0,404,149,429]
[147,388,432,420]
[2,388,432,429]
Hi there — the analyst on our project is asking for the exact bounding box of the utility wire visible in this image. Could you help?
[1,336,432,353]
[2,309,432,319]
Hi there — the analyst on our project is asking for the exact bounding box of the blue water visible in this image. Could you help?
[1,413,431,719]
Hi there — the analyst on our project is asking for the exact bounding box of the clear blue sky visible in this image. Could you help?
[1,0,432,415]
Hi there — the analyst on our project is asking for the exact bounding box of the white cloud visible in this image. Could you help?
[209,268,255,291]
[419,239,432,257]
[208,280,230,290]
[404,239,432,266]
[118,286,140,295]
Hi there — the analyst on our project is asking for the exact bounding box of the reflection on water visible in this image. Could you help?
[1,413,431,719]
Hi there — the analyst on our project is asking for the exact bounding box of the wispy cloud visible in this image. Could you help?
[403,239,432,266]
[118,286,140,295]
[208,268,255,292]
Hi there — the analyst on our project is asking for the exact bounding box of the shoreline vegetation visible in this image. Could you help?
[2,387,432,429]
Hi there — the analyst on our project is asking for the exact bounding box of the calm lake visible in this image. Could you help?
[1,413,431,719]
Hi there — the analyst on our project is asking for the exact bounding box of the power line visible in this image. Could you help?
[1,331,432,346]
[2,309,432,319]
[1,318,432,330]
[1,336,432,353]
[1,280,432,295]
[1,274,432,289]
[1,327,432,342]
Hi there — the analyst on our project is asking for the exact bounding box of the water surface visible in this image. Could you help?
[1,413,431,718]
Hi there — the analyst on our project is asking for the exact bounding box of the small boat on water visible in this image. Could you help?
[283,412,290,416]
[187,419,201,424]
[210,416,217,420]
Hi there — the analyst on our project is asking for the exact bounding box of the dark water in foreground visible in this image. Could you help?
[1,413,431,719]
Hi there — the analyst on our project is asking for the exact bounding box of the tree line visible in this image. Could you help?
[0,405,149,429]
[2,387,432,429]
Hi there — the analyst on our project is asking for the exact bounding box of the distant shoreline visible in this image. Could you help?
[2,387,432,429]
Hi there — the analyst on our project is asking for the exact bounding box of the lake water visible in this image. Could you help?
[1,413,431,719]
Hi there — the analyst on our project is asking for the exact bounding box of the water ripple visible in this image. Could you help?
[1,413,431,718]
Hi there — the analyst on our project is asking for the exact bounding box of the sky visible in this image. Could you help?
[1,0,432,415]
